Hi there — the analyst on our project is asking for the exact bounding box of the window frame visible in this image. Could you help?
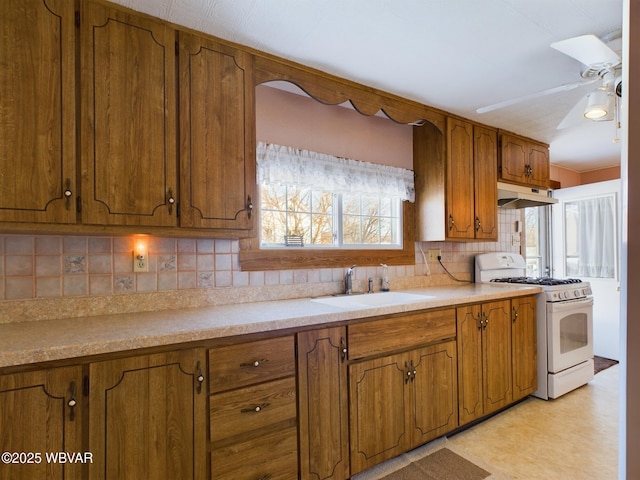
[239,201,415,271]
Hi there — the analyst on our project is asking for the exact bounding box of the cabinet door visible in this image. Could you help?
[0,0,76,224]
[446,118,475,239]
[349,352,410,475]
[482,300,513,415]
[89,349,207,480]
[512,296,538,400]
[298,327,349,480]
[457,304,484,425]
[528,143,550,188]
[80,1,177,226]
[178,32,255,232]
[410,341,458,447]
[499,133,529,185]
[473,126,498,240]
[0,366,83,480]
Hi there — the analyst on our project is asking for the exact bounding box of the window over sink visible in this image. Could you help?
[257,142,412,249]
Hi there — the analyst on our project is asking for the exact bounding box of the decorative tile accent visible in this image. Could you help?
[114,275,135,293]
[158,255,177,271]
[64,256,86,274]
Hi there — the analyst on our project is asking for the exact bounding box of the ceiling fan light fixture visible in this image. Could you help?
[584,89,611,119]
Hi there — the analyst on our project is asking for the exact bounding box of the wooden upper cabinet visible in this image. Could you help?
[499,132,550,188]
[416,117,497,241]
[80,1,178,226]
[473,125,498,239]
[0,0,76,224]
[446,118,475,239]
[178,31,255,233]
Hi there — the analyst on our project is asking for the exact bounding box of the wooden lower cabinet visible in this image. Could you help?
[457,300,513,425]
[297,327,350,480]
[0,366,84,480]
[512,295,538,400]
[88,349,208,480]
[209,336,298,480]
[349,341,457,475]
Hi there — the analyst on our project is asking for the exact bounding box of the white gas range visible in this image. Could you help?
[475,252,594,400]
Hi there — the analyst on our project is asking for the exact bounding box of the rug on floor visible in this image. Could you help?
[378,448,490,480]
[594,355,619,374]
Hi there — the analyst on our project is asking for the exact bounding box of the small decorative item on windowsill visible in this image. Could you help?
[284,234,304,247]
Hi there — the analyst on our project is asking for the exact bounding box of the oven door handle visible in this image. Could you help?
[547,297,593,312]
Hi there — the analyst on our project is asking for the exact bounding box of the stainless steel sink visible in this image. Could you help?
[311,291,435,309]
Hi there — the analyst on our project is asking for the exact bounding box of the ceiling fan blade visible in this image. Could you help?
[476,79,597,114]
[557,95,589,129]
[551,34,621,67]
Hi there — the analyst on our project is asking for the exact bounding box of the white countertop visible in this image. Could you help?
[0,284,541,369]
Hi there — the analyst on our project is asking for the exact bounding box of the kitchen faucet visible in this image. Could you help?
[345,265,356,295]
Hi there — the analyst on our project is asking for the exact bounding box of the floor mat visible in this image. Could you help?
[379,448,490,480]
[594,356,619,374]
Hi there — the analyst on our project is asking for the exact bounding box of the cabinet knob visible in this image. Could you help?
[167,188,175,215]
[64,178,73,211]
[68,381,77,421]
[240,359,268,368]
[247,195,254,219]
[340,337,347,363]
[475,216,481,232]
[241,403,270,414]
[196,361,204,394]
[448,214,455,230]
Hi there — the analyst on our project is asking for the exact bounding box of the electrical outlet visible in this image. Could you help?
[511,234,521,246]
[133,251,148,272]
[427,249,441,262]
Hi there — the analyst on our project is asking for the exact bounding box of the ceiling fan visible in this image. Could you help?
[477,32,622,129]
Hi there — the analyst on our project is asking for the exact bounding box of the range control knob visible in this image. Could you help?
[574,290,581,297]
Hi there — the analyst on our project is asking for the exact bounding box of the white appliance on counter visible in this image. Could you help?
[475,252,594,400]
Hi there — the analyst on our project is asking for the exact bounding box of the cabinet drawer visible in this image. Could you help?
[211,426,298,480]
[210,377,296,443]
[348,308,456,359]
[209,336,295,393]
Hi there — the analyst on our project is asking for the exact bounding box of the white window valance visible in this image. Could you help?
[256,141,415,202]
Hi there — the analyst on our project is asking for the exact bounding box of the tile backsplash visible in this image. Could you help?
[0,210,521,315]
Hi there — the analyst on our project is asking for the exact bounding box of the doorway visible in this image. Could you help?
[551,179,621,361]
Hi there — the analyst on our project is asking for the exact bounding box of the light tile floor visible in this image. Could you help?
[448,364,619,480]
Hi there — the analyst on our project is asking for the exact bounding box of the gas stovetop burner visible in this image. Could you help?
[490,277,584,286]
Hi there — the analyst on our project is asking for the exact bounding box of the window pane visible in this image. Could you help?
[311,214,334,244]
[563,196,616,278]
[260,186,401,248]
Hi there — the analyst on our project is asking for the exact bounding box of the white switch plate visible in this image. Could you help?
[511,234,521,246]
[427,249,441,262]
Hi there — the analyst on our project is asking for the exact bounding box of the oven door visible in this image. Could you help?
[547,297,594,373]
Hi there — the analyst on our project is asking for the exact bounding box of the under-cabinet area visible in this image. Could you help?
[0,287,538,480]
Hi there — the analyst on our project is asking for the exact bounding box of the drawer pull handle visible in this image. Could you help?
[240,359,268,368]
[241,403,270,413]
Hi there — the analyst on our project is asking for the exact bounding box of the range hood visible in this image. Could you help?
[497,182,558,209]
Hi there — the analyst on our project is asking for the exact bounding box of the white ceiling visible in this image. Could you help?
[114,0,623,173]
